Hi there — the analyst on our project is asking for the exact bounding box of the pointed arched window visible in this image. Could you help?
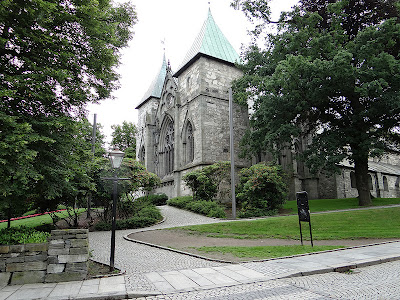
[160,117,174,176]
[139,146,145,164]
[184,122,194,164]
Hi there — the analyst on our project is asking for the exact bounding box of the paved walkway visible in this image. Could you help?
[0,206,399,299]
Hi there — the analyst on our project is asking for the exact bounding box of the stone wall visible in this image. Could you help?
[0,229,89,286]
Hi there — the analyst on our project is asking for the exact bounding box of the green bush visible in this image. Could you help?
[183,162,230,201]
[136,194,168,206]
[167,196,193,209]
[168,196,226,218]
[94,221,112,231]
[94,203,162,231]
[237,163,288,218]
[116,216,158,230]
[0,227,50,245]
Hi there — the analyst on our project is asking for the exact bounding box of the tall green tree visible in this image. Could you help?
[232,0,400,206]
[111,121,137,158]
[0,0,136,209]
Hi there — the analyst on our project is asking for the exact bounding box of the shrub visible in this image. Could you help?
[94,202,162,231]
[136,194,168,206]
[94,221,112,231]
[0,227,50,245]
[183,162,230,201]
[168,196,226,218]
[237,163,288,218]
[167,196,193,209]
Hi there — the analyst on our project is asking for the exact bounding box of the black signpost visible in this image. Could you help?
[296,191,314,247]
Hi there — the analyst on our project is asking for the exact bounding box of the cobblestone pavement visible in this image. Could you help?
[137,260,400,299]
[89,206,228,291]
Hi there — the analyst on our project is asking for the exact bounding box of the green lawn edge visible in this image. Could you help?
[194,245,345,259]
[0,208,87,230]
[178,206,400,240]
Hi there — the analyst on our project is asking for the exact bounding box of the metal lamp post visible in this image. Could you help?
[108,148,125,271]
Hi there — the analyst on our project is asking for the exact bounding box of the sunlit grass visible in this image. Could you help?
[283,197,400,214]
[178,207,400,240]
[0,208,86,229]
[194,245,344,259]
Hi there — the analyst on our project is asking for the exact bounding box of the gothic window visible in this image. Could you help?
[162,118,174,175]
[166,94,173,107]
[139,146,145,164]
[383,176,389,191]
[184,122,194,164]
[350,171,356,188]
[368,174,373,190]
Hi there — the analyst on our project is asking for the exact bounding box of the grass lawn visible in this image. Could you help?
[194,245,344,259]
[283,197,400,214]
[0,208,86,230]
[179,206,400,240]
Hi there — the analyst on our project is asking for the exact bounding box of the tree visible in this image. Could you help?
[183,162,231,201]
[96,158,160,222]
[237,163,287,217]
[0,0,136,209]
[111,121,137,158]
[232,0,400,206]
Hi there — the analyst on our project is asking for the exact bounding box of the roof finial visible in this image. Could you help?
[161,38,166,53]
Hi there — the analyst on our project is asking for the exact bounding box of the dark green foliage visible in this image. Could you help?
[183,162,230,201]
[232,0,400,206]
[0,0,136,213]
[94,200,162,231]
[111,121,137,159]
[136,194,169,206]
[33,223,56,233]
[237,163,288,218]
[167,196,226,218]
[116,216,159,230]
[0,227,50,245]
[166,196,194,209]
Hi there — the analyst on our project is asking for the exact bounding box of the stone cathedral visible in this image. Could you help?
[136,10,400,200]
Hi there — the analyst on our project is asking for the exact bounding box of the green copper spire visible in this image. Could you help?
[175,9,240,76]
[136,54,168,108]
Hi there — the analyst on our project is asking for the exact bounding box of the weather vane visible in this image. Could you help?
[161,38,166,53]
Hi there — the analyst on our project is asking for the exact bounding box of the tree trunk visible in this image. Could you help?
[354,156,372,206]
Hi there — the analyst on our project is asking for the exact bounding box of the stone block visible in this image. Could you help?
[25,243,48,252]
[69,247,88,255]
[9,245,25,253]
[47,256,58,264]
[49,239,64,247]
[71,239,88,248]
[6,262,25,272]
[58,254,88,264]
[0,246,10,254]
[0,272,11,287]
[10,271,45,285]
[45,272,86,283]
[76,233,88,239]
[48,248,69,256]
[0,260,6,272]
[47,264,65,274]
[6,256,24,263]
[76,233,89,239]
[50,230,67,236]
[65,262,88,273]
[26,261,47,271]
[24,253,47,262]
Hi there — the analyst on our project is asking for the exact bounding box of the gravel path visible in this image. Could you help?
[88,206,228,291]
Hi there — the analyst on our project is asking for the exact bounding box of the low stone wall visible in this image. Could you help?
[0,229,89,285]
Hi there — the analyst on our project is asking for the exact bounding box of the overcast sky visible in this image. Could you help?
[87,0,299,145]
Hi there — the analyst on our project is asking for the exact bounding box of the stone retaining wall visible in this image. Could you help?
[0,229,89,285]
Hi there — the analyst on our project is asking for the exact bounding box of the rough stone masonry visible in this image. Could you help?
[0,229,89,286]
